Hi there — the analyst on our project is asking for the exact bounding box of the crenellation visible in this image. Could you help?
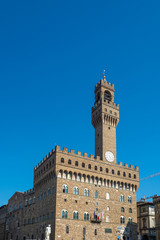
[124,163,128,167]
[63,147,68,152]
[95,155,101,161]
[90,154,94,159]
[70,149,75,154]
[118,161,123,166]
[130,164,134,169]
[135,166,139,171]
[55,145,61,151]
[83,152,88,157]
[77,150,81,156]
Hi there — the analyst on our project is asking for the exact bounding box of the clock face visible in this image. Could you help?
[105,151,114,162]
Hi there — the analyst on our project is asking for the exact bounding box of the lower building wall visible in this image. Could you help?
[55,177,138,240]
[0,223,5,240]
[55,220,137,240]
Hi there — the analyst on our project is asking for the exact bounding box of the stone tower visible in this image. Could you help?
[92,73,119,163]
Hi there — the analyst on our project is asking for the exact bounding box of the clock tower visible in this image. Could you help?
[92,73,119,163]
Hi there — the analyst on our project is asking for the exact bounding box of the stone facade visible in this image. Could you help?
[137,201,156,240]
[153,195,160,240]
[3,74,139,240]
[5,192,24,240]
[0,205,7,240]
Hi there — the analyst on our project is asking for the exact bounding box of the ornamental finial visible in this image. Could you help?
[103,70,106,82]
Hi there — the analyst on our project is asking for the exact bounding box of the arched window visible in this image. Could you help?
[96,92,100,102]
[143,218,147,228]
[129,208,132,213]
[84,212,89,221]
[112,169,114,174]
[14,204,17,211]
[94,190,98,198]
[62,210,68,219]
[73,187,79,195]
[106,193,110,200]
[120,216,125,224]
[128,196,132,203]
[104,90,112,102]
[121,207,125,212]
[19,202,22,209]
[66,225,69,234]
[73,211,79,220]
[88,164,91,169]
[47,189,50,196]
[61,158,64,163]
[120,194,124,202]
[25,199,28,206]
[68,159,71,164]
[63,185,68,193]
[106,215,110,222]
[33,197,36,204]
[128,217,132,224]
[84,188,89,197]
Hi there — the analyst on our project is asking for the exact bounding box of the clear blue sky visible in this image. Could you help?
[0,0,160,206]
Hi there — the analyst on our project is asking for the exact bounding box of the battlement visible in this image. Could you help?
[118,162,138,170]
[34,145,139,172]
[95,79,115,91]
[34,148,55,171]
[55,145,139,171]
[24,188,34,196]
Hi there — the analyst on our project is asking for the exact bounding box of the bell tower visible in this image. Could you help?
[92,72,119,163]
